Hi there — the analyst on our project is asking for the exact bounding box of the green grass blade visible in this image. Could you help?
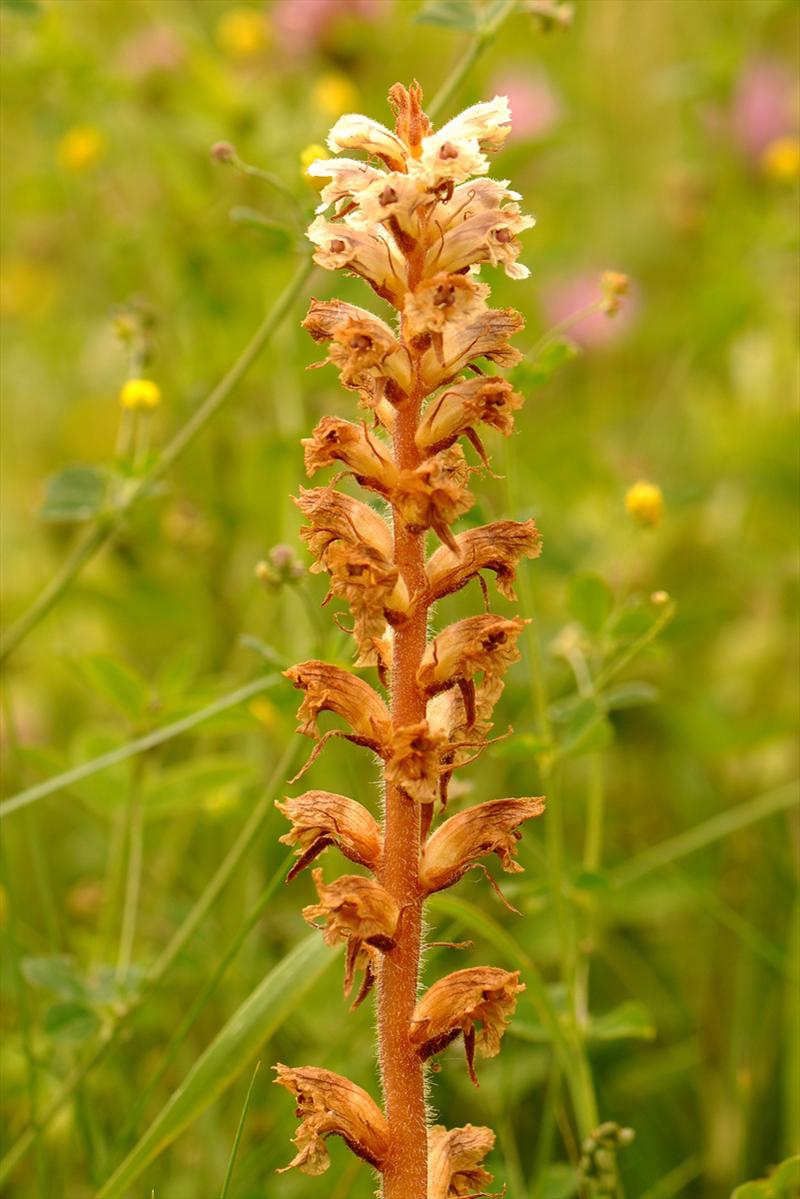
[94,933,332,1199]
[220,1060,260,1199]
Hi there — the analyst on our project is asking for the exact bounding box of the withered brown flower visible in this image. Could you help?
[427,519,542,603]
[416,375,524,461]
[410,967,525,1084]
[303,415,397,492]
[419,797,545,894]
[303,868,399,999]
[276,790,382,882]
[303,298,412,410]
[418,615,528,719]
[284,660,391,752]
[384,721,447,805]
[273,1065,389,1176]
[428,1123,497,1199]
[392,446,474,550]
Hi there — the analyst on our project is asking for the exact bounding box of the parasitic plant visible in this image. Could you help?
[275,82,545,1198]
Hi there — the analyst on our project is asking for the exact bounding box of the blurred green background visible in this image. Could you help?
[1,0,798,1196]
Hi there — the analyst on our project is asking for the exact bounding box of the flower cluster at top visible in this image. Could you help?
[272,83,545,1196]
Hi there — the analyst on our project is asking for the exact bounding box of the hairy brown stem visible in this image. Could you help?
[379,343,429,1195]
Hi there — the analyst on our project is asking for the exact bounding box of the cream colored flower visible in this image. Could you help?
[410,966,525,1084]
[326,112,409,171]
[307,216,407,306]
[428,1123,496,1199]
[274,1065,388,1176]
[303,416,398,491]
[276,790,381,881]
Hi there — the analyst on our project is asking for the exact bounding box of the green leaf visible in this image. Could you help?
[731,1156,800,1199]
[603,681,660,709]
[94,934,333,1199]
[21,955,86,1000]
[589,1000,656,1043]
[540,1162,579,1199]
[72,654,150,722]
[39,465,107,522]
[43,1002,100,1044]
[413,0,479,29]
[569,572,613,634]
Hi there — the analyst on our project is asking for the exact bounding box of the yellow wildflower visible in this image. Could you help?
[760,136,800,183]
[119,378,161,410]
[625,480,663,527]
[312,72,358,118]
[215,7,270,61]
[57,125,106,172]
[300,143,330,190]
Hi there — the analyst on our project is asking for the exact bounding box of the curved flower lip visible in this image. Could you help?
[435,96,513,154]
[426,206,535,281]
[276,790,382,881]
[303,298,412,405]
[428,1123,497,1199]
[426,518,542,604]
[418,307,525,393]
[284,659,391,750]
[418,614,529,695]
[303,415,398,490]
[416,375,524,460]
[409,966,525,1084]
[303,867,400,999]
[295,485,393,561]
[327,112,409,171]
[273,1064,389,1176]
[419,796,545,895]
[307,216,407,306]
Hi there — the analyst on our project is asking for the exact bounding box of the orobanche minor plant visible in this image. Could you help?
[274,83,545,1198]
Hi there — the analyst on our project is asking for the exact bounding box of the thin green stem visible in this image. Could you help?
[426,0,518,121]
[220,1062,260,1199]
[0,257,315,666]
[116,761,145,983]
[0,673,280,819]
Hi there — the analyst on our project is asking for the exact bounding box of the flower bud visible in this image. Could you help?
[428,1123,496,1199]
[119,378,161,411]
[210,140,236,163]
[277,791,381,881]
[410,966,525,1084]
[420,796,545,895]
[273,1065,388,1176]
[625,479,663,527]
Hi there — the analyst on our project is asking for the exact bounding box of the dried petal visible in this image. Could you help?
[303,299,412,405]
[303,415,397,491]
[427,677,507,805]
[427,519,542,603]
[410,966,525,1083]
[295,485,392,563]
[303,868,399,995]
[392,446,474,548]
[403,273,490,343]
[284,660,391,750]
[418,615,528,698]
[384,721,446,805]
[276,790,382,881]
[273,1065,388,1175]
[416,376,524,458]
[428,1123,497,1199]
[420,797,545,894]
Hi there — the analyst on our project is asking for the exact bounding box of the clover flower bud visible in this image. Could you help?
[273,1065,388,1176]
[303,868,399,998]
[420,796,545,895]
[57,125,106,172]
[119,378,161,410]
[428,1123,496,1199]
[600,270,630,315]
[277,790,381,881]
[625,479,663,527]
[410,967,525,1084]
